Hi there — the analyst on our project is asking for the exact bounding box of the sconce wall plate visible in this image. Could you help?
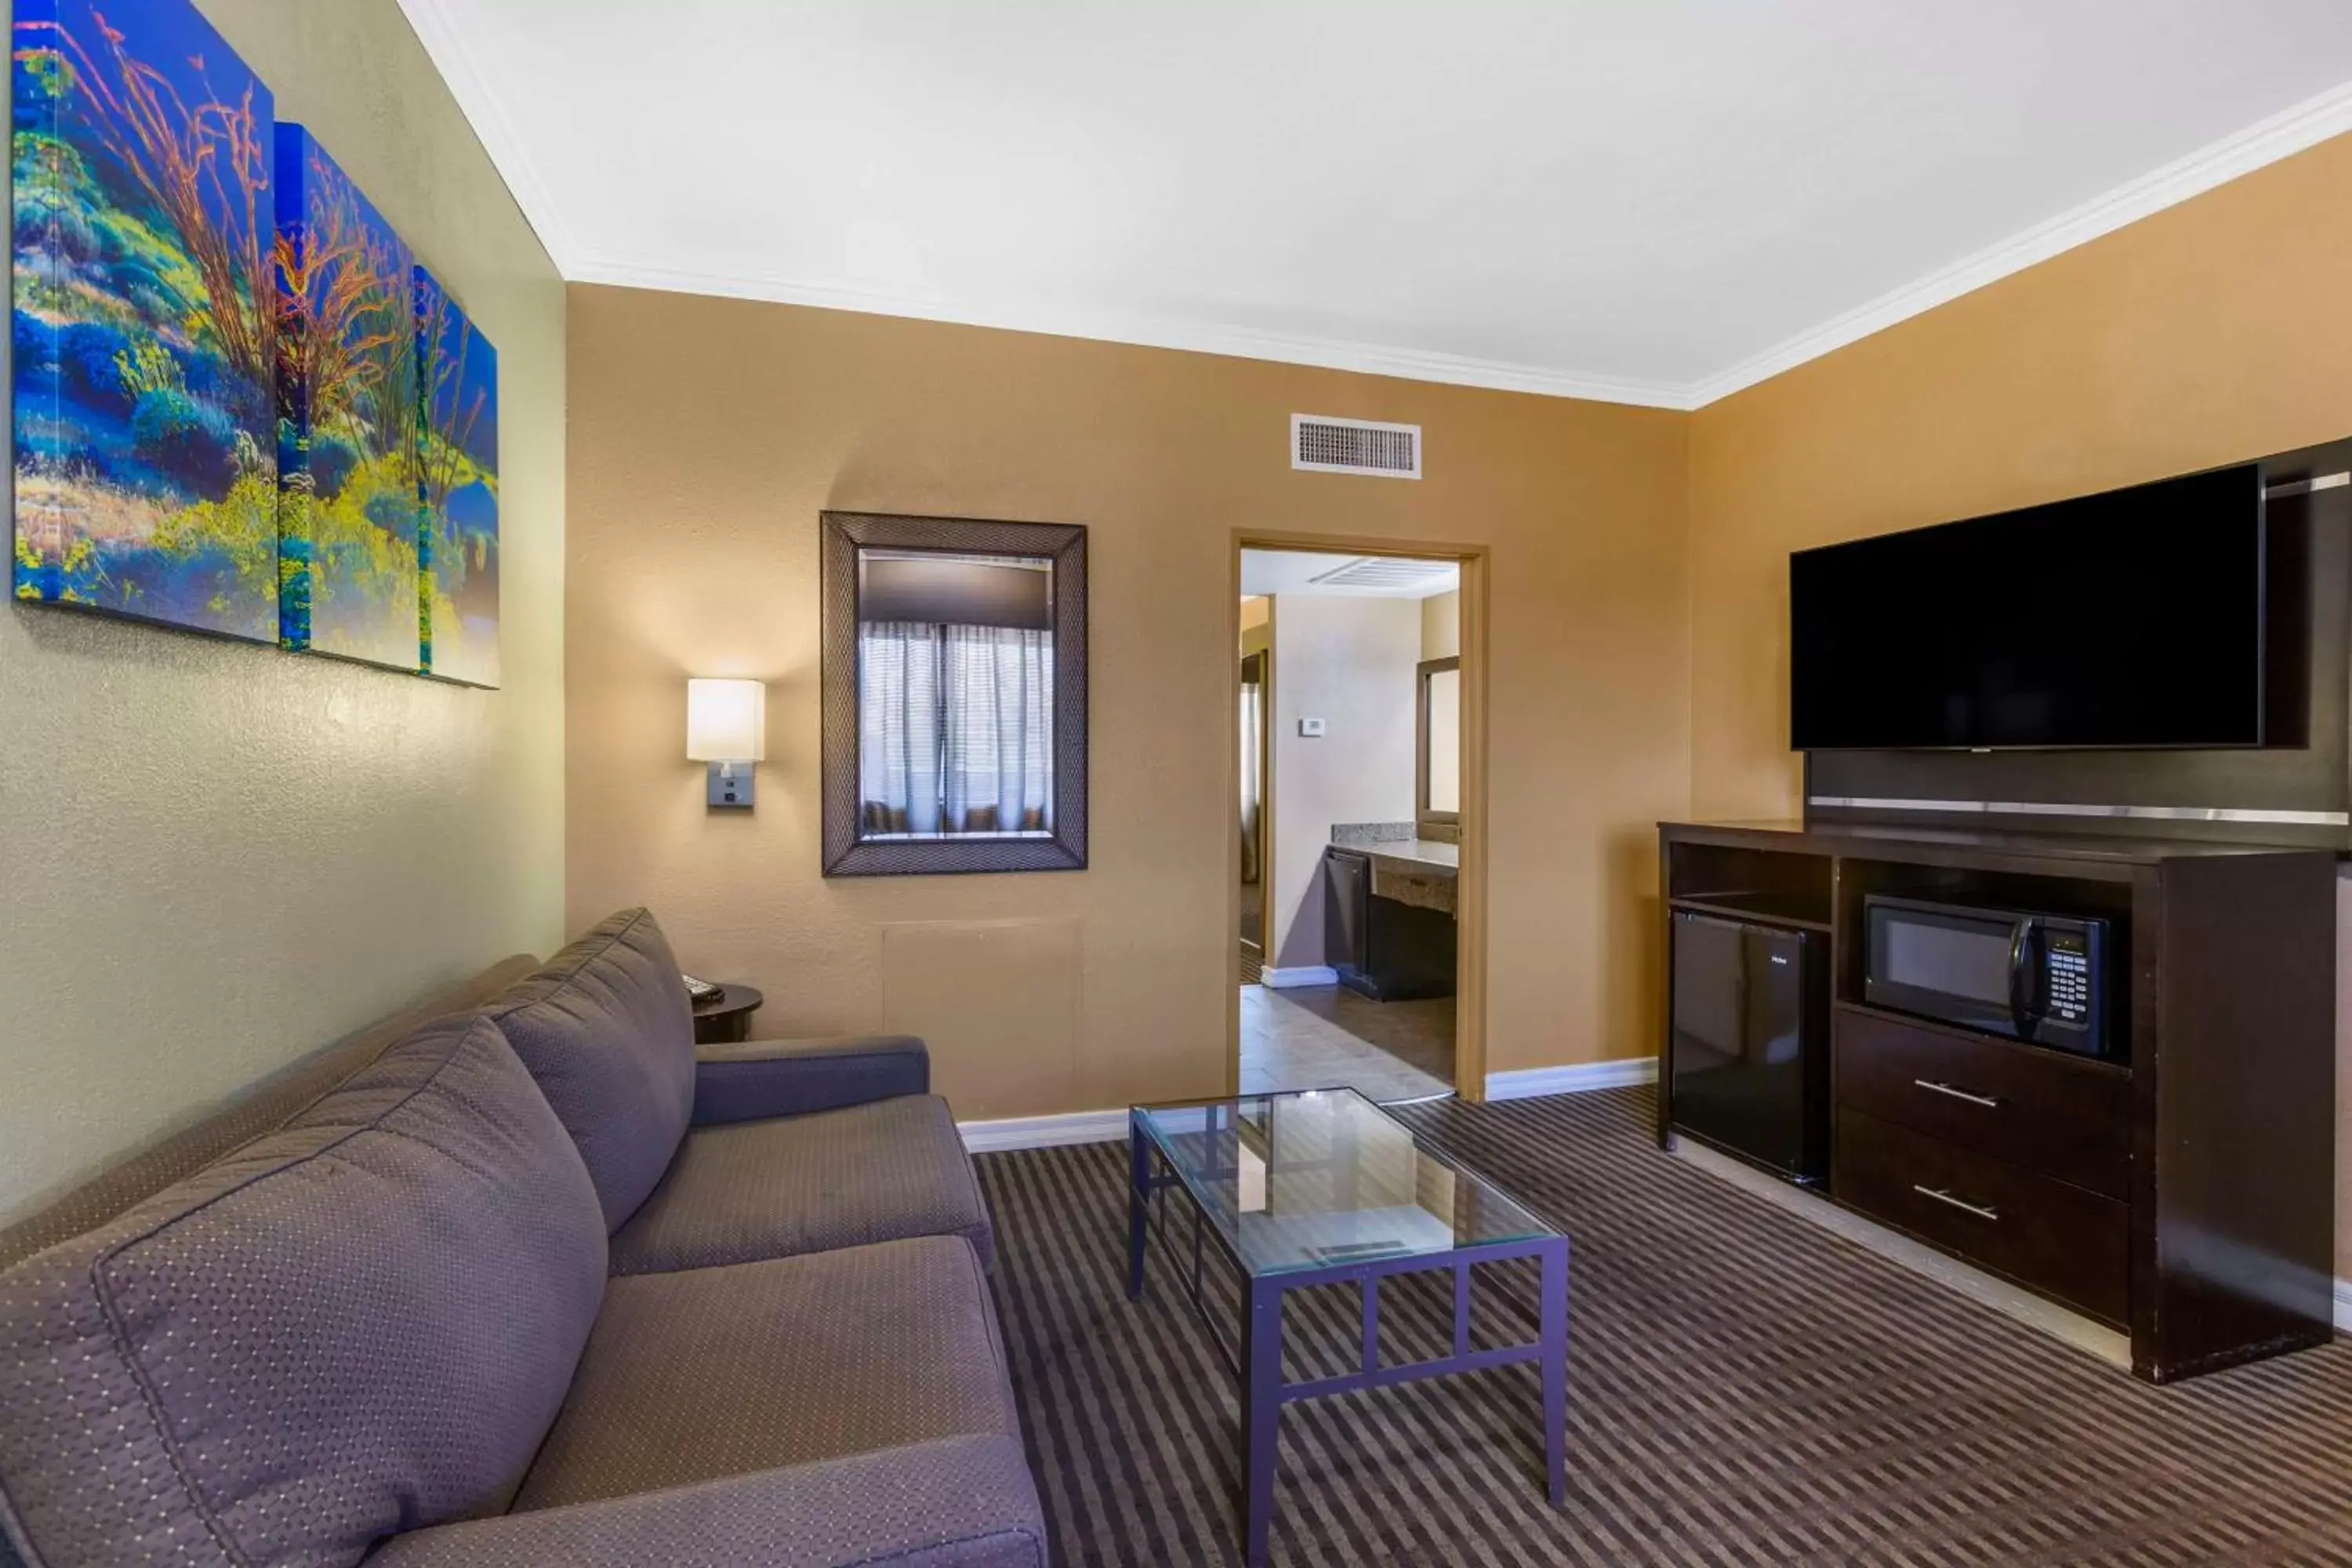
[707,760,754,809]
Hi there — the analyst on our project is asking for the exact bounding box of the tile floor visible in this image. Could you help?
[1237,983,1453,1102]
[1265,982,1454,1082]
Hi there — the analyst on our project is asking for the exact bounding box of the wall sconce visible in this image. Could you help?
[686,678,767,809]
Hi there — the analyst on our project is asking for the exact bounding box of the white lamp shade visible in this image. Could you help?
[686,679,767,761]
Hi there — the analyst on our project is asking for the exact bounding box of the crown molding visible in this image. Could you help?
[404,14,2352,415]
[1687,75,2352,407]
[566,53,2352,416]
[394,0,586,271]
[564,255,1701,411]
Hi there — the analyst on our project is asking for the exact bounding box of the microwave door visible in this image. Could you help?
[1867,903,2027,1039]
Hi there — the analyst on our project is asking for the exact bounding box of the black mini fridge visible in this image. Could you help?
[1668,910,1828,1183]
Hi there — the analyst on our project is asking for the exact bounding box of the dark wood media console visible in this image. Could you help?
[1657,818,2338,1383]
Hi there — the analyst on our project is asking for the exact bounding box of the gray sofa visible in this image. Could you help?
[0,908,1045,1568]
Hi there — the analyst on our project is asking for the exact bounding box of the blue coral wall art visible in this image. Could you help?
[415,265,497,687]
[12,0,279,640]
[274,122,419,670]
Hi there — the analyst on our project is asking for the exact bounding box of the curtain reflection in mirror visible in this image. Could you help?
[857,551,1054,839]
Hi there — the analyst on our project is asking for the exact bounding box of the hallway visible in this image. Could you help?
[1237,982,1452,1102]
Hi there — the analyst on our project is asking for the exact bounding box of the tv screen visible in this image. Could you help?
[1789,464,2266,750]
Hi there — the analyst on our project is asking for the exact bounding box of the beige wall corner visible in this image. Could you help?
[564,288,1693,1111]
[0,0,568,1223]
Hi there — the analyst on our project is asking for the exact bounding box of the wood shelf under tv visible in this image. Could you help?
[1664,891,1833,933]
[1657,818,2338,1384]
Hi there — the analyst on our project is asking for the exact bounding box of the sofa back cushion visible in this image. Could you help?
[0,1014,608,1568]
[485,908,697,1229]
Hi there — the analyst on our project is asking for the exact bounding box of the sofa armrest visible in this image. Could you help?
[691,1034,930,1126]
[366,1435,1044,1568]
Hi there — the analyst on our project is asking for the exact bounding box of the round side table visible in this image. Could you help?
[691,983,764,1045]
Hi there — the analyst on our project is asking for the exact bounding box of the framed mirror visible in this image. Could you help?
[1417,655,1460,829]
[821,511,1089,875]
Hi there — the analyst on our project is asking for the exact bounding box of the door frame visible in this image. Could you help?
[1225,530,1491,1102]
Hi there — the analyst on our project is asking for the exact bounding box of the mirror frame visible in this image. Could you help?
[1416,655,1461,830]
[820,510,1090,877]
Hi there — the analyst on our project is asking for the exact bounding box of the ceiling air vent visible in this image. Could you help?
[1292,414,1421,479]
[1307,556,1457,592]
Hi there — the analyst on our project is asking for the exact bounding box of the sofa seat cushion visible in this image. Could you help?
[487,908,698,1230]
[367,1436,1047,1567]
[0,1015,607,1568]
[514,1236,1018,1512]
[607,1094,994,1276]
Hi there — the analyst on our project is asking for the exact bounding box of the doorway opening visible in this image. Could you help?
[1231,539,1483,1104]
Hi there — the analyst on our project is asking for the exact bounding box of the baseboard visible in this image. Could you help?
[1260,965,1338,988]
[958,1109,1128,1153]
[2336,1276,2352,1334]
[1485,1057,1658,1102]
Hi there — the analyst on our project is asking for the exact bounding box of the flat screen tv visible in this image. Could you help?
[1790,463,2266,750]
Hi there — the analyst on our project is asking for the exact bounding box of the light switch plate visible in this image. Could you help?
[707,760,755,808]
[1298,717,1327,738]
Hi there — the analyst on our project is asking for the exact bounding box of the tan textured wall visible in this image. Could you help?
[1266,595,1422,971]
[566,285,1690,1116]
[1688,130,2352,1271]
[0,0,568,1222]
[1689,131,2352,821]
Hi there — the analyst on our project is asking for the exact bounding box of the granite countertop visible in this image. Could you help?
[1327,829,1459,877]
[1368,840,1459,875]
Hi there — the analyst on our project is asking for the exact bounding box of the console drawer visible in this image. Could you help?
[1834,1006,2129,1199]
[1835,1109,2128,1325]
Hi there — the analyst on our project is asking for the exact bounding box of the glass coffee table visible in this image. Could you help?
[1127,1087,1569,1566]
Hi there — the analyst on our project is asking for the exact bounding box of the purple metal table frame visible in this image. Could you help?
[1127,1098,1570,1567]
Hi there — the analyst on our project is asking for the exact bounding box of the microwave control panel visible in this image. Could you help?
[2044,931,2092,1024]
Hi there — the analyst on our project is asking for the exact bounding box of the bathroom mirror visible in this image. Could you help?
[821,511,1089,875]
[1417,655,1461,827]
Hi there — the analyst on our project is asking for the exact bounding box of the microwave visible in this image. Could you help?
[1862,895,2111,1058]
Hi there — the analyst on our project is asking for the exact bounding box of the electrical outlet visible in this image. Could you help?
[1298,717,1327,738]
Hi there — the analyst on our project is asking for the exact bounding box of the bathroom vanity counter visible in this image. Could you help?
[1325,829,1459,1000]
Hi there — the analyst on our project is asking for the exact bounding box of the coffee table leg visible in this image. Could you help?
[1541,1239,1569,1508]
[1240,1276,1283,1567]
[1127,1112,1149,1301]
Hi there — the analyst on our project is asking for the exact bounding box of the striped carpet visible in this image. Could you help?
[975,1087,2352,1566]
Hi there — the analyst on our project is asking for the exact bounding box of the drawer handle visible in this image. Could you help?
[1914,1078,1999,1109]
[1912,1185,2000,1222]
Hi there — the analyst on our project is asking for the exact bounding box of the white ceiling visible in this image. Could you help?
[1241,551,1459,599]
[401,1,2352,408]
